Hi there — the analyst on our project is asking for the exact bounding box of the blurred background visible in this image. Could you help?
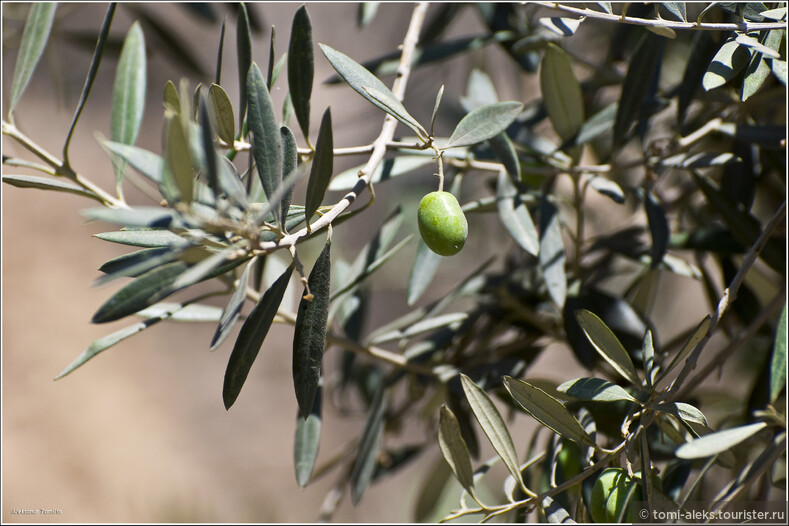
[2,3,745,522]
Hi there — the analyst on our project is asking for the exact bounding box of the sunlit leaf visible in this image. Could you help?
[2,174,99,201]
[675,422,768,459]
[538,17,584,37]
[575,309,640,385]
[94,228,186,248]
[223,264,294,409]
[587,174,625,204]
[438,405,477,498]
[497,169,539,256]
[288,5,314,141]
[504,376,596,447]
[247,62,283,221]
[8,2,57,118]
[557,377,638,403]
[111,22,147,189]
[293,239,331,419]
[539,198,566,308]
[769,304,787,404]
[82,206,176,228]
[703,34,752,91]
[444,101,523,149]
[136,302,223,322]
[304,108,333,224]
[209,84,236,145]
[165,113,193,204]
[461,374,526,491]
[407,239,443,306]
[742,29,784,101]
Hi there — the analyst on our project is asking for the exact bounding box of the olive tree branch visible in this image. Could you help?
[255,2,430,253]
[2,120,128,209]
[535,2,788,31]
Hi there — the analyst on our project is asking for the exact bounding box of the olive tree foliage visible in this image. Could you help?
[2,2,787,522]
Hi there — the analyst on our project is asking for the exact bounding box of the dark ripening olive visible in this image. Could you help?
[417,191,468,256]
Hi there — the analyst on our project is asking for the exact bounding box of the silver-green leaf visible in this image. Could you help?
[575,309,640,386]
[497,169,539,256]
[540,43,584,142]
[557,377,638,404]
[675,422,768,459]
[8,3,57,118]
[438,404,477,499]
[444,101,523,149]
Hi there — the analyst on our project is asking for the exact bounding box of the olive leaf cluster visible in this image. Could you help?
[2,2,786,522]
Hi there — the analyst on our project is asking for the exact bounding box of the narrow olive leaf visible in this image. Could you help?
[171,249,232,290]
[735,32,781,59]
[540,43,584,142]
[96,247,176,285]
[8,2,57,118]
[63,4,115,164]
[654,402,708,427]
[165,114,194,204]
[351,385,389,505]
[214,16,226,84]
[102,141,163,184]
[644,190,669,268]
[575,309,640,386]
[223,264,294,409]
[504,377,596,447]
[357,2,380,28]
[497,169,539,256]
[575,102,617,146]
[164,80,180,113]
[412,457,452,522]
[460,374,525,490]
[248,62,283,220]
[200,94,220,198]
[675,422,768,459]
[407,239,443,306]
[438,405,477,498]
[538,17,584,37]
[444,101,523,149]
[539,198,567,309]
[293,239,331,419]
[217,157,248,208]
[742,29,784,101]
[91,261,188,323]
[111,22,147,188]
[2,174,99,201]
[542,496,575,524]
[587,175,625,204]
[657,315,710,384]
[488,132,521,182]
[557,377,638,403]
[430,84,444,136]
[769,303,787,404]
[703,35,752,91]
[82,206,176,228]
[661,151,741,169]
[136,302,223,322]
[643,329,656,389]
[266,25,276,89]
[304,108,333,224]
[236,3,252,133]
[319,44,428,139]
[678,32,718,124]
[328,155,434,191]
[210,259,254,350]
[209,84,235,145]
[614,33,662,146]
[661,2,687,21]
[94,229,186,248]
[294,384,322,488]
[288,5,314,141]
[280,126,297,222]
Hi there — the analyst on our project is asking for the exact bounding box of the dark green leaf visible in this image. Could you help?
[661,2,687,21]
[111,21,147,188]
[91,261,188,323]
[2,174,99,201]
[575,309,640,385]
[266,25,276,89]
[438,405,476,498]
[614,33,663,146]
[94,229,185,248]
[445,101,523,149]
[8,2,57,118]
[504,376,597,447]
[280,126,297,222]
[210,259,254,351]
[293,239,331,419]
[96,246,176,284]
[644,190,669,268]
[557,377,638,403]
[294,384,322,488]
[677,32,718,125]
[703,34,752,91]
[200,93,220,198]
[351,384,389,505]
[540,43,584,142]
[215,17,225,85]
[236,3,252,133]
[497,169,539,256]
[675,422,768,459]
[304,108,333,224]
[223,264,294,409]
[460,374,525,491]
[319,43,427,139]
[209,84,236,145]
[769,304,787,404]
[247,62,283,222]
[539,198,566,308]
[288,5,314,141]
[63,4,115,164]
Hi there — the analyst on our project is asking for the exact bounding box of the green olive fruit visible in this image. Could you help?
[417,191,468,256]
[590,468,642,523]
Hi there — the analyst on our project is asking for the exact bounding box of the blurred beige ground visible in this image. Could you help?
[2,3,727,523]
